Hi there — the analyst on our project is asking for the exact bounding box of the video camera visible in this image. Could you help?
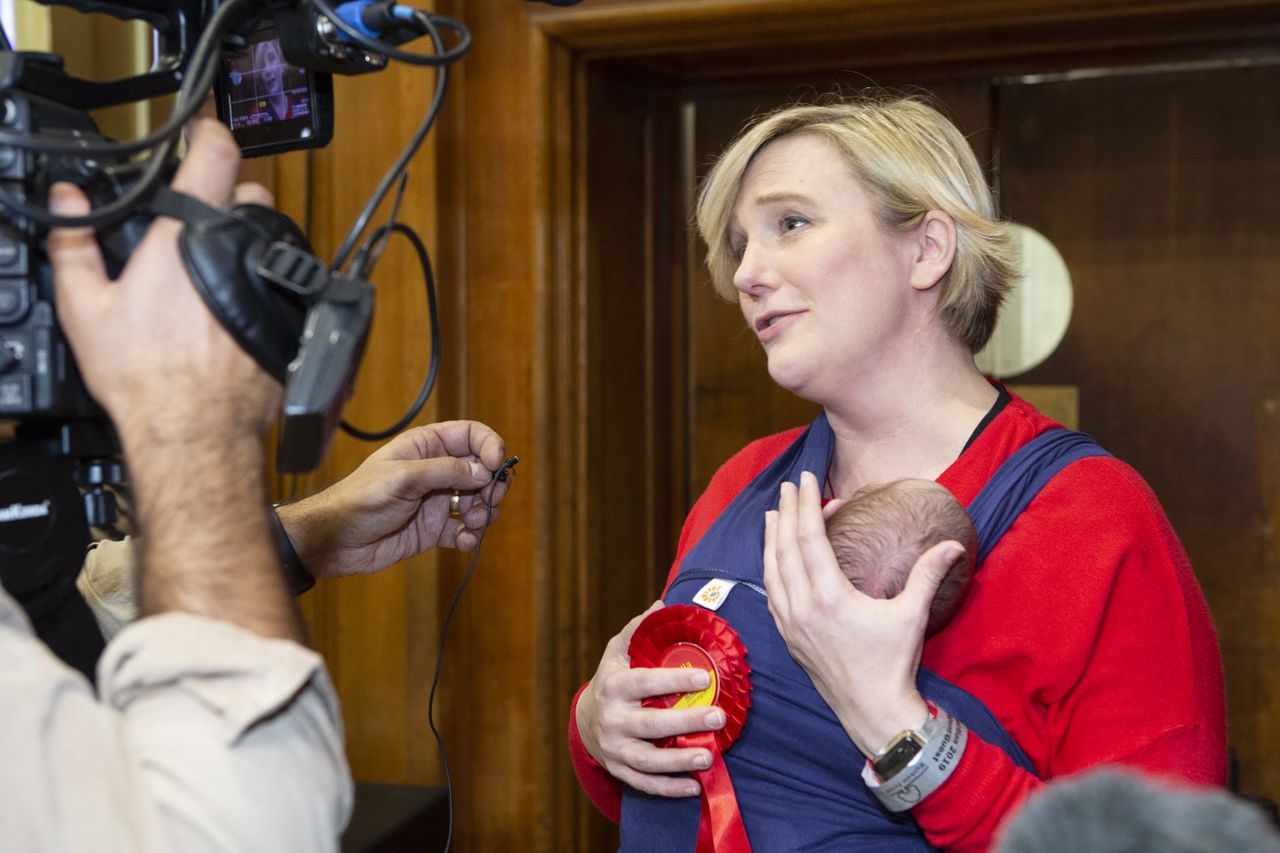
[0,0,465,673]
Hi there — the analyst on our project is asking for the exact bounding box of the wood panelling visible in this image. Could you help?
[534,0,1280,80]
[1260,394,1280,785]
[48,6,148,142]
[270,56,452,789]
[1001,67,1280,795]
[576,60,687,850]
[415,2,550,848]
[259,2,1280,851]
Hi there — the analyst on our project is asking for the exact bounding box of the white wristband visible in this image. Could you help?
[861,705,967,812]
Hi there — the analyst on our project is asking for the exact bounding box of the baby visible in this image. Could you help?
[825,478,977,635]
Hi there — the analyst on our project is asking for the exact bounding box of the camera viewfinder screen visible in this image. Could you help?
[222,33,313,131]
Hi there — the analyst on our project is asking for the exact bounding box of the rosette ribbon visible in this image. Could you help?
[629,604,753,853]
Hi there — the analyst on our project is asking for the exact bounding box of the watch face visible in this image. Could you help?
[872,732,926,781]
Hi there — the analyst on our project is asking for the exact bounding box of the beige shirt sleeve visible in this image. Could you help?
[77,537,141,639]
[0,589,353,853]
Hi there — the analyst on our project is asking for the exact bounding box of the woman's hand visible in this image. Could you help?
[763,472,964,757]
[576,601,727,797]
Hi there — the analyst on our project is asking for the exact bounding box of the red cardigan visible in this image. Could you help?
[568,396,1226,851]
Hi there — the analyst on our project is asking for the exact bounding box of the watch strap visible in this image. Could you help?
[862,704,968,812]
[269,505,315,595]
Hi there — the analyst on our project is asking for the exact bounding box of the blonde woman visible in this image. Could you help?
[569,96,1225,852]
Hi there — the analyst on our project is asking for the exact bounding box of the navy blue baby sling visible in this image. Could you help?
[620,413,1110,852]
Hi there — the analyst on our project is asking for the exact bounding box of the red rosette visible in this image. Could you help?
[629,604,754,852]
[628,604,752,751]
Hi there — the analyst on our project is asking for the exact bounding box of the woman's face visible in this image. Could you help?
[729,133,918,402]
[257,40,284,94]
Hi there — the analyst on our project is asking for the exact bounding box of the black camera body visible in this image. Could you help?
[0,63,106,424]
[0,0,398,673]
[0,44,369,463]
[0,53,160,675]
[0,2,380,434]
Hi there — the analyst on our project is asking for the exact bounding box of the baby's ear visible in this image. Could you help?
[820,498,847,521]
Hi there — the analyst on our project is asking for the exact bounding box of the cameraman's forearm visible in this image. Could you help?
[123,423,305,644]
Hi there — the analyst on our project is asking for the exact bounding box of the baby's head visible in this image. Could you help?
[825,478,976,635]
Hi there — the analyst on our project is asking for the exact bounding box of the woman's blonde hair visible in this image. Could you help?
[695,94,1016,352]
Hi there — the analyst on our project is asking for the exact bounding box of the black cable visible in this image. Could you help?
[427,456,518,853]
[1,0,454,437]
[0,0,465,165]
[305,0,471,66]
[0,0,250,229]
[0,133,172,229]
[0,0,250,160]
[304,148,315,244]
[0,0,463,232]
[330,9,453,272]
[359,171,411,276]
[340,222,439,440]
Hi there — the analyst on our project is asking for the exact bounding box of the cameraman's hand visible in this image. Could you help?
[276,421,511,578]
[47,120,307,641]
[47,119,279,445]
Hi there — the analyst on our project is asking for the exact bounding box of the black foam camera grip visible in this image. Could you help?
[177,203,311,381]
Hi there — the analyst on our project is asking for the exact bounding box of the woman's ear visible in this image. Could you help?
[908,211,957,292]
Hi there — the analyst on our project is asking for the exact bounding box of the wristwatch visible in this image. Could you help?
[863,704,967,812]
[871,729,927,782]
[269,505,315,595]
